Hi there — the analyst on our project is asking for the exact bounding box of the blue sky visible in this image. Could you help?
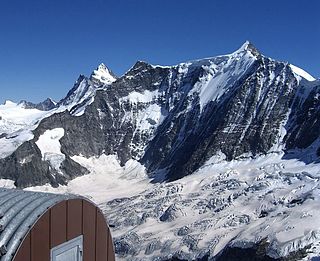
[0,0,319,103]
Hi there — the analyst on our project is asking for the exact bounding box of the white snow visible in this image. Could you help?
[290,64,316,82]
[58,78,97,115]
[73,96,95,116]
[35,128,65,170]
[0,179,15,188]
[0,101,55,158]
[0,130,34,158]
[128,90,156,103]
[135,103,163,131]
[121,90,159,104]
[119,90,167,157]
[0,62,152,159]
[1,44,320,260]
[0,97,92,159]
[0,100,48,134]
[35,128,65,156]
[26,154,150,204]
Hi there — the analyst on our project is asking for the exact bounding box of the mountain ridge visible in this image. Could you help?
[0,41,319,187]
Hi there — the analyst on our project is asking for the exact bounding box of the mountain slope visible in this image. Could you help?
[0,41,319,188]
[142,43,299,181]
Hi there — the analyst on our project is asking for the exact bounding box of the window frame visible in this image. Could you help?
[50,235,83,261]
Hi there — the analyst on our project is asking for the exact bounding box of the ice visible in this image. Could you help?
[119,90,166,157]
[22,152,320,260]
[1,43,319,260]
[0,130,34,158]
[0,74,104,158]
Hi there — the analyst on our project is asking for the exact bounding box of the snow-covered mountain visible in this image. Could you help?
[90,62,117,85]
[0,63,116,186]
[57,63,117,114]
[0,41,319,260]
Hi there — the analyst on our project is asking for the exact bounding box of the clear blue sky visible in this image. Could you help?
[0,0,319,103]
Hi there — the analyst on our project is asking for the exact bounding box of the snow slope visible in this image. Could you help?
[35,128,65,170]
[190,41,258,110]
[102,153,320,260]
[25,154,151,204]
[0,100,49,134]
[0,100,71,159]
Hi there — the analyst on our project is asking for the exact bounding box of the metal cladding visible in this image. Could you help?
[0,188,75,261]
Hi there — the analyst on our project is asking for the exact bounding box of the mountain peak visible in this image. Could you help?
[240,40,252,49]
[132,60,150,69]
[90,63,117,85]
[124,60,153,76]
[235,40,260,56]
[97,62,107,70]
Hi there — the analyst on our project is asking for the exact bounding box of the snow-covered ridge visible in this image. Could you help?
[168,41,258,69]
[0,100,48,132]
[290,64,316,81]
[193,45,257,110]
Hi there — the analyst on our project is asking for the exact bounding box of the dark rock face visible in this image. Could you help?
[114,232,142,257]
[57,75,93,108]
[0,140,87,188]
[142,57,299,181]
[0,43,319,187]
[285,82,320,150]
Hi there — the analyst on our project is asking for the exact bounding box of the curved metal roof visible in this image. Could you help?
[0,188,76,261]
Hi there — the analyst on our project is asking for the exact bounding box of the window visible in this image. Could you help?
[51,235,83,261]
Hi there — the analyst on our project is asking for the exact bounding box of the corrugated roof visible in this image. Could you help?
[0,188,75,261]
